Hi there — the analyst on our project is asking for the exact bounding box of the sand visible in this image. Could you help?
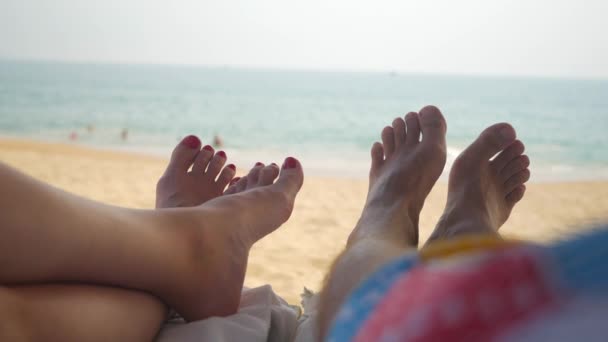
[1,137,607,305]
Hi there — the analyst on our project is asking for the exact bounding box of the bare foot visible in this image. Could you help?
[348,106,447,247]
[428,123,530,242]
[162,157,304,321]
[156,135,236,208]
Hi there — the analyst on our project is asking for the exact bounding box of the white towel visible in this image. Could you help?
[156,285,318,342]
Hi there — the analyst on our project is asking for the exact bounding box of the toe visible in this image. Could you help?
[275,157,304,196]
[168,135,201,173]
[506,184,526,205]
[500,155,530,181]
[370,142,384,171]
[392,117,406,147]
[405,112,421,146]
[418,105,447,144]
[235,176,248,192]
[205,151,227,178]
[192,145,215,173]
[491,140,525,171]
[216,164,236,189]
[246,157,303,244]
[381,126,395,156]
[504,169,530,194]
[246,163,264,189]
[467,123,517,160]
[258,164,280,185]
[224,177,241,195]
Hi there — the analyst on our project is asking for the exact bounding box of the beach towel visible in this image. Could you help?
[328,225,608,342]
[156,284,319,342]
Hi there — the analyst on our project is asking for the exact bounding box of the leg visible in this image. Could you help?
[0,285,166,342]
[0,137,240,341]
[318,106,448,339]
[427,123,530,243]
[0,152,304,321]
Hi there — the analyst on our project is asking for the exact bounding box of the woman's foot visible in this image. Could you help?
[348,106,448,247]
[161,157,304,321]
[156,135,236,208]
[428,123,530,242]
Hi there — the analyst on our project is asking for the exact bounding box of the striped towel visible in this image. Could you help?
[328,225,608,342]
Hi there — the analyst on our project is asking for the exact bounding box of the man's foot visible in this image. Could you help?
[162,157,304,321]
[428,123,530,242]
[156,135,236,208]
[348,106,447,247]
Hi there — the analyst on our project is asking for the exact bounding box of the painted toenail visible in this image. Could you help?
[271,163,278,167]
[284,157,297,169]
[227,164,236,171]
[217,151,226,158]
[230,177,240,185]
[182,135,200,148]
[203,145,214,152]
[255,162,263,167]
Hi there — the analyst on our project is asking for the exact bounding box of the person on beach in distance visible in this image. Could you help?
[213,132,223,148]
[121,128,129,141]
[68,131,78,141]
[1,105,606,341]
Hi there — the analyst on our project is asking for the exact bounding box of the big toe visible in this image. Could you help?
[466,123,516,161]
[168,135,202,173]
[275,157,304,197]
[418,105,447,147]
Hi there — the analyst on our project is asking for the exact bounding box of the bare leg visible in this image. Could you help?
[0,137,244,340]
[0,285,166,342]
[427,123,530,242]
[318,120,531,339]
[0,152,304,321]
[318,106,447,339]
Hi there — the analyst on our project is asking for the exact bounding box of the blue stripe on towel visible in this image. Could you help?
[550,224,608,293]
[327,253,417,342]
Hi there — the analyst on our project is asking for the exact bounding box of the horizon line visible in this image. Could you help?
[1,56,607,82]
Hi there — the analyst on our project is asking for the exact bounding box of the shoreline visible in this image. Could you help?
[2,135,607,183]
[2,137,608,304]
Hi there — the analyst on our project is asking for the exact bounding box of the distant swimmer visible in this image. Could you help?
[213,133,223,148]
[121,128,128,141]
[86,124,95,133]
[69,131,78,141]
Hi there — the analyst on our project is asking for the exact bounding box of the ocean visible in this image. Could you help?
[1,60,607,181]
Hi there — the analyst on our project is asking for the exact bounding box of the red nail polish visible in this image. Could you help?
[227,164,236,171]
[217,151,226,158]
[182,135,200,149]
[284,157,297,169]
[271,162,278,167]
[255,162,263,167]
[203,145,214,152]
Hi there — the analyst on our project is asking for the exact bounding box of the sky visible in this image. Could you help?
[1,0,607,78]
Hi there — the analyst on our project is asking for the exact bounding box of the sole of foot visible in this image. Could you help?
[156,135,237,208]
[429,123,530,242]
[349,105,448,247]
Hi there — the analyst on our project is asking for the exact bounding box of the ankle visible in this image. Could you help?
[430,212,497,243]
[349,213,417,248]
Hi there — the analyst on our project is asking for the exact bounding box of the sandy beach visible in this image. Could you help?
[1,137,607,305]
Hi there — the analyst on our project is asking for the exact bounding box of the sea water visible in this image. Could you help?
[1,60,607,181]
